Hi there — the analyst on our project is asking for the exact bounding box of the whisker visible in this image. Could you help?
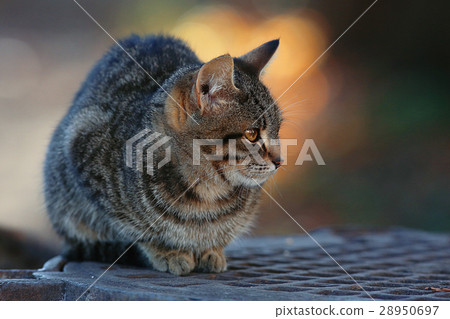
[277,92,306,105]
[282,120,304,130]
[282,109,312,116]
[280,99,308,112]
[270,175,283,199]
[282,113,312,121]
[277,95,299,107]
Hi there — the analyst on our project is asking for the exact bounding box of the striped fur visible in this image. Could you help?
[44,35,282,275]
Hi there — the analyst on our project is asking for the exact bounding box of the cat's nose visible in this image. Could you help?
[271,156,284,169]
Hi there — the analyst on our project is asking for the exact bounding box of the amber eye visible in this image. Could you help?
[244,128,259,142]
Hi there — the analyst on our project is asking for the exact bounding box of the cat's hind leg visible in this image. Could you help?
[39,255,68,272]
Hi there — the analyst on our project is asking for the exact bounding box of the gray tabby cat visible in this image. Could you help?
[43,35,283,275]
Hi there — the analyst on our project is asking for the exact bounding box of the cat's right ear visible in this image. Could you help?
[195,54,239,115]
[238,39,279,77]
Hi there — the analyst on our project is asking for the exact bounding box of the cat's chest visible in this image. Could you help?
[194,181,235,203]
[152,182,255,219]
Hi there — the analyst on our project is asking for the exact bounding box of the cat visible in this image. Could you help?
[43,34,283,275]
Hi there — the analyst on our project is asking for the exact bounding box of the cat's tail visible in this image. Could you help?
[61,240,149,267]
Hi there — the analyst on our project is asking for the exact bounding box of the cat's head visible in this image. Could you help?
[164,40,283,187]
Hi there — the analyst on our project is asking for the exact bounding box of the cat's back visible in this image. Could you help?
[54,34,201,156]
[75,34,201,107]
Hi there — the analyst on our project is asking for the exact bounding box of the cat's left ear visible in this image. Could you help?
[195,54,239,114]
[238,39,279,77]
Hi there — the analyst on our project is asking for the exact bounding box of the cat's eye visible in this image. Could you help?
[244,128,259,142]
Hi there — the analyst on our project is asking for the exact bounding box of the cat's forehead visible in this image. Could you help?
[195,65,282,136]
[232,69,282,133]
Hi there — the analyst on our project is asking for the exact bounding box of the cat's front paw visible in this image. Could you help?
[166,251,196,275]
[138,243,196,275]
[151,250,195,276]
[198,248,227,273]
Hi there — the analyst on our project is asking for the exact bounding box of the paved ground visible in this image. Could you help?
[1,227,449,300]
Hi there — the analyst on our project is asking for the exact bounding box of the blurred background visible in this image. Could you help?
[0,0,448,268]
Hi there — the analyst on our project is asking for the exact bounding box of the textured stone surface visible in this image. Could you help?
[1,227,450,300]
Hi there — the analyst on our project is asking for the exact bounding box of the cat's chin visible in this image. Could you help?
[227,170,272,188]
